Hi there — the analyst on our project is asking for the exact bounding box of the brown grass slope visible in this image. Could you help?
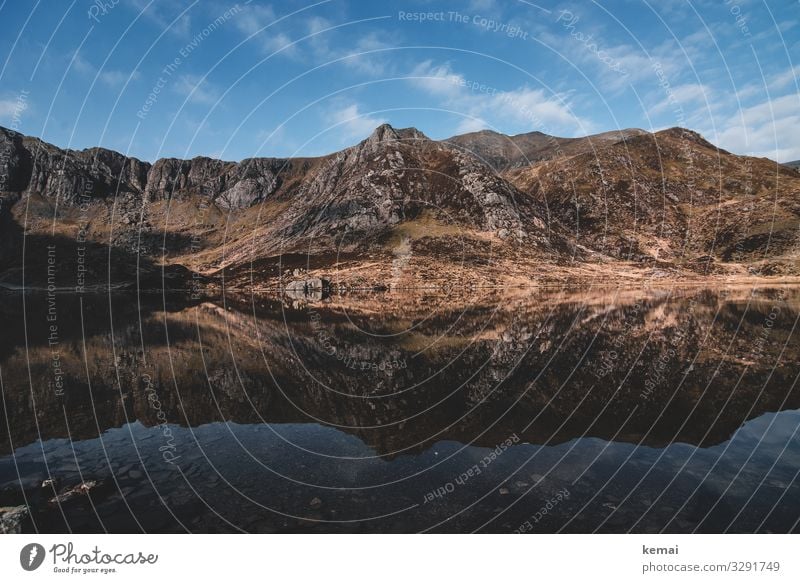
[506,128,800,276]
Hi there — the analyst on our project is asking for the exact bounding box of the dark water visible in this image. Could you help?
[1,286,799,533]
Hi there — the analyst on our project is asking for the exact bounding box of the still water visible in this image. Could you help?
[1,286,799,533]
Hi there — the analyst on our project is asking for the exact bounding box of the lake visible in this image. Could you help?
[1,286,799,533]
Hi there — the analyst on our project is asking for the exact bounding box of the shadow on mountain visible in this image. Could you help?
[0,210,197,290]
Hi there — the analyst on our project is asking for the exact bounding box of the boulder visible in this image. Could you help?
[284,277,331,300]
[0,505,28,533]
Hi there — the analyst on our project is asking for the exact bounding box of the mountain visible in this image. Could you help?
[506,127,800,275]
[445,127,647,171]
[1,123,799,291]
[784,160,800,171]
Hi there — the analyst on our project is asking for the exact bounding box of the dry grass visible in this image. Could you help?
[384,211,476,248]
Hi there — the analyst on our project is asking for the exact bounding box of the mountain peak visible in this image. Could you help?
[365,124,428,146]
[368,123,399,142]
[656,127,707,143]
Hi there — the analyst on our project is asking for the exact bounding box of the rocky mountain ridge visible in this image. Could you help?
[1,123,798,290]
[445,127,648,171]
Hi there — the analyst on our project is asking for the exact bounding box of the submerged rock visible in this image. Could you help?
[0,505,28,533]
[48,480,106,506]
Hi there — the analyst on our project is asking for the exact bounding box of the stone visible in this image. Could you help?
[48,480,104,506]
[0,505,28,534]
[284,278,331,300]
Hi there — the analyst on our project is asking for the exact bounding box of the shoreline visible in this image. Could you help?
[4,276,800,296]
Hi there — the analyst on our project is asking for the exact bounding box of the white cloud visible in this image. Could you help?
[235,4,301,58]
[72,52,95,75]
[304,16,396,75]
[408,61,589,136]
[0,96,28,121]
[408,61,464,98]
[711,94,800,162]
[733,83,763,103]
[173,74,221,105]
[769,65,800,91]
[648,83,712,115]
[326,103,387,143]
[71,51,139,88]
[234,10,395,75]
[538,20,696,96]
[0,100,15,117]
[454,117,492,134]
[338,32,395,76]
[234,4,275,36]
[129,0,191,36]
[495,87,581,128]
[468,0,499,10]
[263,32,298,56]
[98,69,140,87]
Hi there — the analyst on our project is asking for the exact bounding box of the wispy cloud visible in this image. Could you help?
[173,74,221,105]
[71,52,140,88]
[711,93,800,162]
[334,31,396,76]
[467,0,500,10]
[234,9,397,75]
[768,65,800,91]
[99,69,141,87]
[408,60,589,136]
[129,0,191,37]
[539,14,698,95]
[0,97,28,121]
[234,4,301,58]
[648,83,712,115]
[325,103,387,144]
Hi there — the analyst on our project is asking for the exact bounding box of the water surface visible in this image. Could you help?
[1,286,799,533]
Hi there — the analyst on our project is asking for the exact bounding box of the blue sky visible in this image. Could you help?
[0,0,798,162]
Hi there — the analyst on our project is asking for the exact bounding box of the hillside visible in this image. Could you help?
[1,123,798,291]
[506,128,800,276]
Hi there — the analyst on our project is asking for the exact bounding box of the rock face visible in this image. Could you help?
[0,127,150,202]
[0,128,30,192]
[265,124,556,251]
[0,126,314,210]
[0,123,556,244]
[142,156,312,209]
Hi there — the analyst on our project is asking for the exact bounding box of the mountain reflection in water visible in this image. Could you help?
[0,286,798,533]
